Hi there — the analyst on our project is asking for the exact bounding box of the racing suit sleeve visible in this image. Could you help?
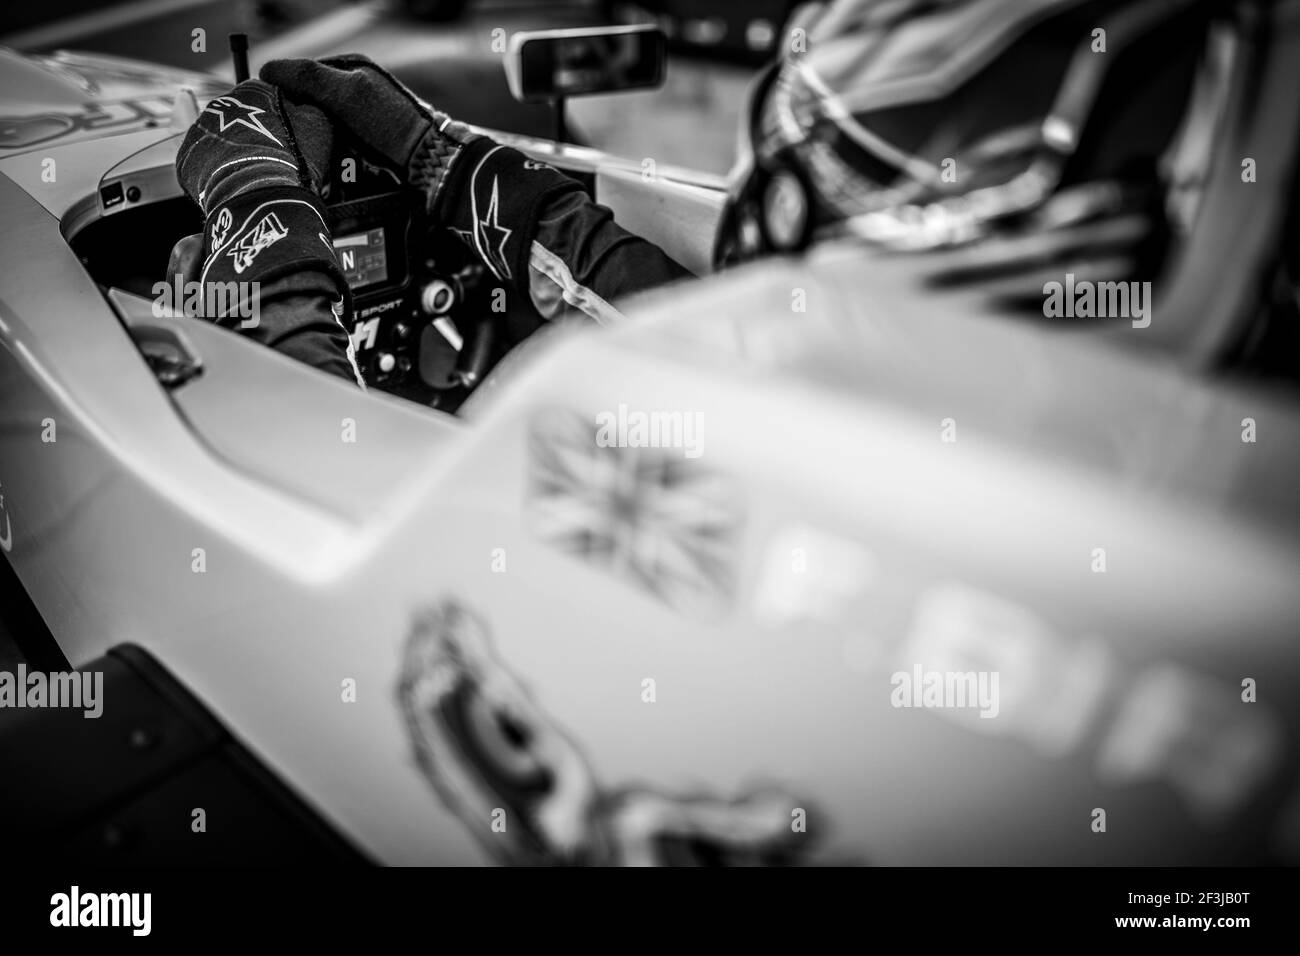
[166,231,364,385]
[253,274,362,381]
[202,145,688,382]
[434,139,691,324]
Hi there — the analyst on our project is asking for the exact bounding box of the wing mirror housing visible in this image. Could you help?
[505,24,667,103]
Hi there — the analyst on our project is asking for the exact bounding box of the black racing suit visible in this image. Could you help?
[198,142,691,384]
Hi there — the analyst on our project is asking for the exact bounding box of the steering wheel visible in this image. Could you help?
[320,148,538,411]
[164,143,537,411]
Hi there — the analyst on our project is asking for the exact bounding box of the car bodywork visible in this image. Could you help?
[1,32,1298,866]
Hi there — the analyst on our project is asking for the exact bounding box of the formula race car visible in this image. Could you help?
[2,0,1300,867]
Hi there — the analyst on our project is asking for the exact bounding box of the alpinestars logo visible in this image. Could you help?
[201,96,282,145]
[210,206,232,248]
[227,212,289,274]
[455,172,513,280]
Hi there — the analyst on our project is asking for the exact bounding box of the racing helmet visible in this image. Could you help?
[713,0,1257,305]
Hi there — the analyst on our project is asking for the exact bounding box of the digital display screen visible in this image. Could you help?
[334,228,388,290]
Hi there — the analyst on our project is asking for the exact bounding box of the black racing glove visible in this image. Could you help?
[260,55,584,284]
[174,79,364,382]
[175,80,346,318]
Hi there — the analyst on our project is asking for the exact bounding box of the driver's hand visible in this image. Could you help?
[259,54,481,219]
[261,54,687,315]
[176,78,333,216]
[172,78,362,385]
[173,77,347,300]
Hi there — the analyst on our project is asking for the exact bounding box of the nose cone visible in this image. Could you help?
[0,49,98,113]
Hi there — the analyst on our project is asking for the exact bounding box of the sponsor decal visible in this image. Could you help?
[0,113,74,149]
[226,211,288,274]
[210,206,232,249]
[358,298,402,319]
[752,523,879,628]
[350,316,380,351]
[526,409,741,618]
[0,97,173,149]
[200,95,282,146]
[453,159,513,280]
[470,176,513,279]
[396,600,812,865]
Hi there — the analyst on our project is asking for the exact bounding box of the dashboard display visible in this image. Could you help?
[334,228,389,290]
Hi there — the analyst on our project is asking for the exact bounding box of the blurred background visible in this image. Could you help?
[0,0,798,174]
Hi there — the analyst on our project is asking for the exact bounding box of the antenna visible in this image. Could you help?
[229,33,250,83]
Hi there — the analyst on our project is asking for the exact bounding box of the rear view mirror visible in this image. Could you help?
[505,25,667,103]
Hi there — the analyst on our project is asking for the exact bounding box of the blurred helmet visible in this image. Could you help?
[714,0,1299,356]
[718,0,1202,254]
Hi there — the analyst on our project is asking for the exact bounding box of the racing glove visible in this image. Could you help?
[175,79,364,384]
[260,55,689,325]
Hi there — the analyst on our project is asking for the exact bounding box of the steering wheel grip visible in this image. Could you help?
[454,315,497,389]
[165,233,205,287]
